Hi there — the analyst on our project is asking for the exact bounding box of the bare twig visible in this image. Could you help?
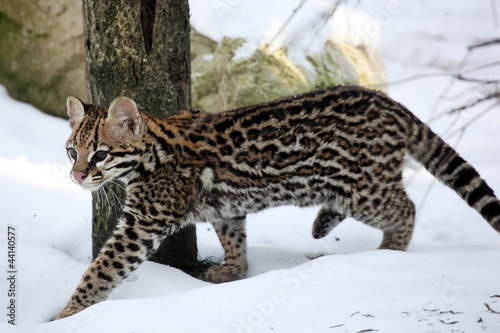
[370,72,452,89]
[460,60,500,75]
[349,311,360,317]
[307,1,343,49]
[422,308,439,312]
[454,73,500,84]
[447,91,500,114]
[444,102,499,140]
[468,37,500,50]
[439,310,463,315]
[330,324,345,328]
[485,303,500,314]
[437,83,493,101]
[265,0,308,50]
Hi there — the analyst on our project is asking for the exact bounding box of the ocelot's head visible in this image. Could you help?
[65,96,145,190]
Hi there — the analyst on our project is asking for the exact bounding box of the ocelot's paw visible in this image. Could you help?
[312,208,346,239]
[205,264,247,283]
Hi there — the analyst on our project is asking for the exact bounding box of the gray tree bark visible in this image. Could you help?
[82,0,197,272]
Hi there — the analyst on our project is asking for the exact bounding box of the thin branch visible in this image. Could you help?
[371,71,500,90]
[485,302,500,314]
[446,91,500,114]
[454,73,500,84]
[460,60,500,75]
[265,0,308,50]
[468,37,500,50]
[444,102,499,140]
[437,82,494,101]
[306,0,343,49]
[369,72,452,89]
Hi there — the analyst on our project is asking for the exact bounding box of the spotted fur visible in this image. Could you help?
[56,86,500,319]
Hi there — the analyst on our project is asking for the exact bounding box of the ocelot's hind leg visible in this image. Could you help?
[312,207,346,239]
[354,185,416,251]
[206,217,248,283]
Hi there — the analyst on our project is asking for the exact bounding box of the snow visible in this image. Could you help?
[1,1,500,332]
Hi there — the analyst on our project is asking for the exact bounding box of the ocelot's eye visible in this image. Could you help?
[91,151,109,164]
[67,148,77,160]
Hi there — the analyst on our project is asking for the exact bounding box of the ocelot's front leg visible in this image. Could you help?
[55,209,168,319]
[206,217,248,283]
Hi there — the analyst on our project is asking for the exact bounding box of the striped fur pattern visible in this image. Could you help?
[56,86,500,319]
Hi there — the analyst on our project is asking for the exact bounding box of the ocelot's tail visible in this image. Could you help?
[407,115,500,231]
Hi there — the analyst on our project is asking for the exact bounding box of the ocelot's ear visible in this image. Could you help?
[67,96,85,129]
[107,96,141,136]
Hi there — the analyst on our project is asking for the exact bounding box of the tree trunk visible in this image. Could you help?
[82,0,197,272]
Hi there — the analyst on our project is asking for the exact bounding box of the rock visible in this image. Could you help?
[189,2,387,112]
[0,0,85,118]
[191,28,387,112]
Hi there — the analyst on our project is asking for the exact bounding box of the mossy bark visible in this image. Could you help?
[83,0,197,272]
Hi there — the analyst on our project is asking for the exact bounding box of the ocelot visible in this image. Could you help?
[56,86,500,319]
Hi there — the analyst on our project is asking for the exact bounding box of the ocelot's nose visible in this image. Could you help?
[72,171,88,184]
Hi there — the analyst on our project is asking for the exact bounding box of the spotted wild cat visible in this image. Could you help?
[55,86,500,319]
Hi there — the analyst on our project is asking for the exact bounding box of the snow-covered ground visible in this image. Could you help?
[1,1,500,332]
